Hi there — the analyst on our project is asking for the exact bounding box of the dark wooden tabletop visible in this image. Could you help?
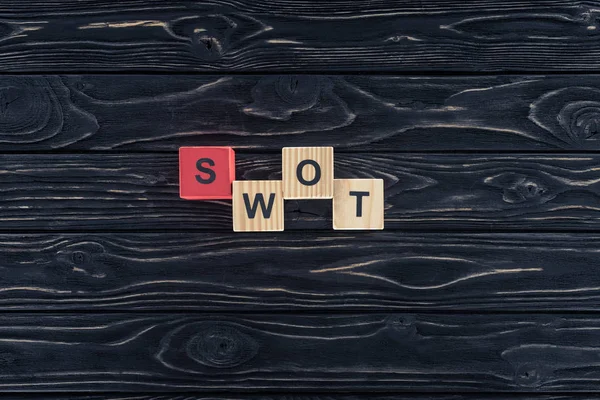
[1,0,600,399]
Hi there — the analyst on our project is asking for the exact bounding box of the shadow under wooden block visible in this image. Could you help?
[282,147,334,199]
[333,179,384,230]
[233,180,284,232]
[284,199,332,229]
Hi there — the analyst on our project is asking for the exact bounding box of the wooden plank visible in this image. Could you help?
[0,313,595,391]
[0,396,592,400]
[0,232,599,311]
[7,75,600,151]
[0,1,596,72]
[2,153,600,231]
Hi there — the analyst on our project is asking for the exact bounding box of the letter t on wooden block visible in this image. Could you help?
[179,147,235,200]
[233,180,284,232]
[282,147,333,199]
[333,179,384,230]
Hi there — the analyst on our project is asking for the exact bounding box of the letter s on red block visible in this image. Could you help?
[179,147,235,200]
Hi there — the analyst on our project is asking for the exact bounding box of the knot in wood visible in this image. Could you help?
[387,315,413,329]
[275,76,321,106]
[171,14,238,61]
[514,362,545,387]
[386,315,417,340]
[0,78,53,137]
[188,323,258,368]
[485,172,552,205]
[192,31,225,61]
[530,86,600,147]
[71,251,86,265]
[559,101,600,140]
[244,76,329,121]
[54,241,109,279]
[0,76,97,148]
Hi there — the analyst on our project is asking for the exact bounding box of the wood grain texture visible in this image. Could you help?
[333,179,385,230]
[282,147,334,199]
[0,232,600,311]
[0,396,594,400]
[3,153,600,231]
[233,180,284,232]
[6,1,600,398]
[8,75,600,151]
[0,313,595,391]
[0,1,597,71]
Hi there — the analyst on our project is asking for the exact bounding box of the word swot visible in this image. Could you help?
[180,146,384,232]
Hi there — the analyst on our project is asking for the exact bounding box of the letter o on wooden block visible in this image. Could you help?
[282,147,333,199]
[333,179,384,230]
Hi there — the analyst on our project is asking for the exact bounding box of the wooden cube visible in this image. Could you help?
[282,147,333,199]
[179,146,235,200]
[333,179,384,230]
[233,180,284,232]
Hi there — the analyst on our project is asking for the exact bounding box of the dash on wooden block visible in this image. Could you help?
[179,146,235,200]
[282,147,333,199]
[233,180,284,232]
[333,179,384,230]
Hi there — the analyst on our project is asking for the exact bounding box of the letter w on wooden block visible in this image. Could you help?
[333,179,384,230]
[282,147,333,199]
[233,181,284,232]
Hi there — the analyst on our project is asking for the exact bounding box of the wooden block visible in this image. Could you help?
[282,147,333,199]
[333,179,384,230]
[179,146,235,200]
[233,180,284,232]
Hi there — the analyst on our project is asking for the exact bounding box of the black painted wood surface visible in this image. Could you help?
[0,313,591,391]
[2,153,600,231]
[7,75,600,151]
[0,1,598,72]
[2,1,600,398]
[0,397,594,400]
[0,232,597,312]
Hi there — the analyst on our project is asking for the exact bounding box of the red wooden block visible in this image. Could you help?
[179,147,235,200]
